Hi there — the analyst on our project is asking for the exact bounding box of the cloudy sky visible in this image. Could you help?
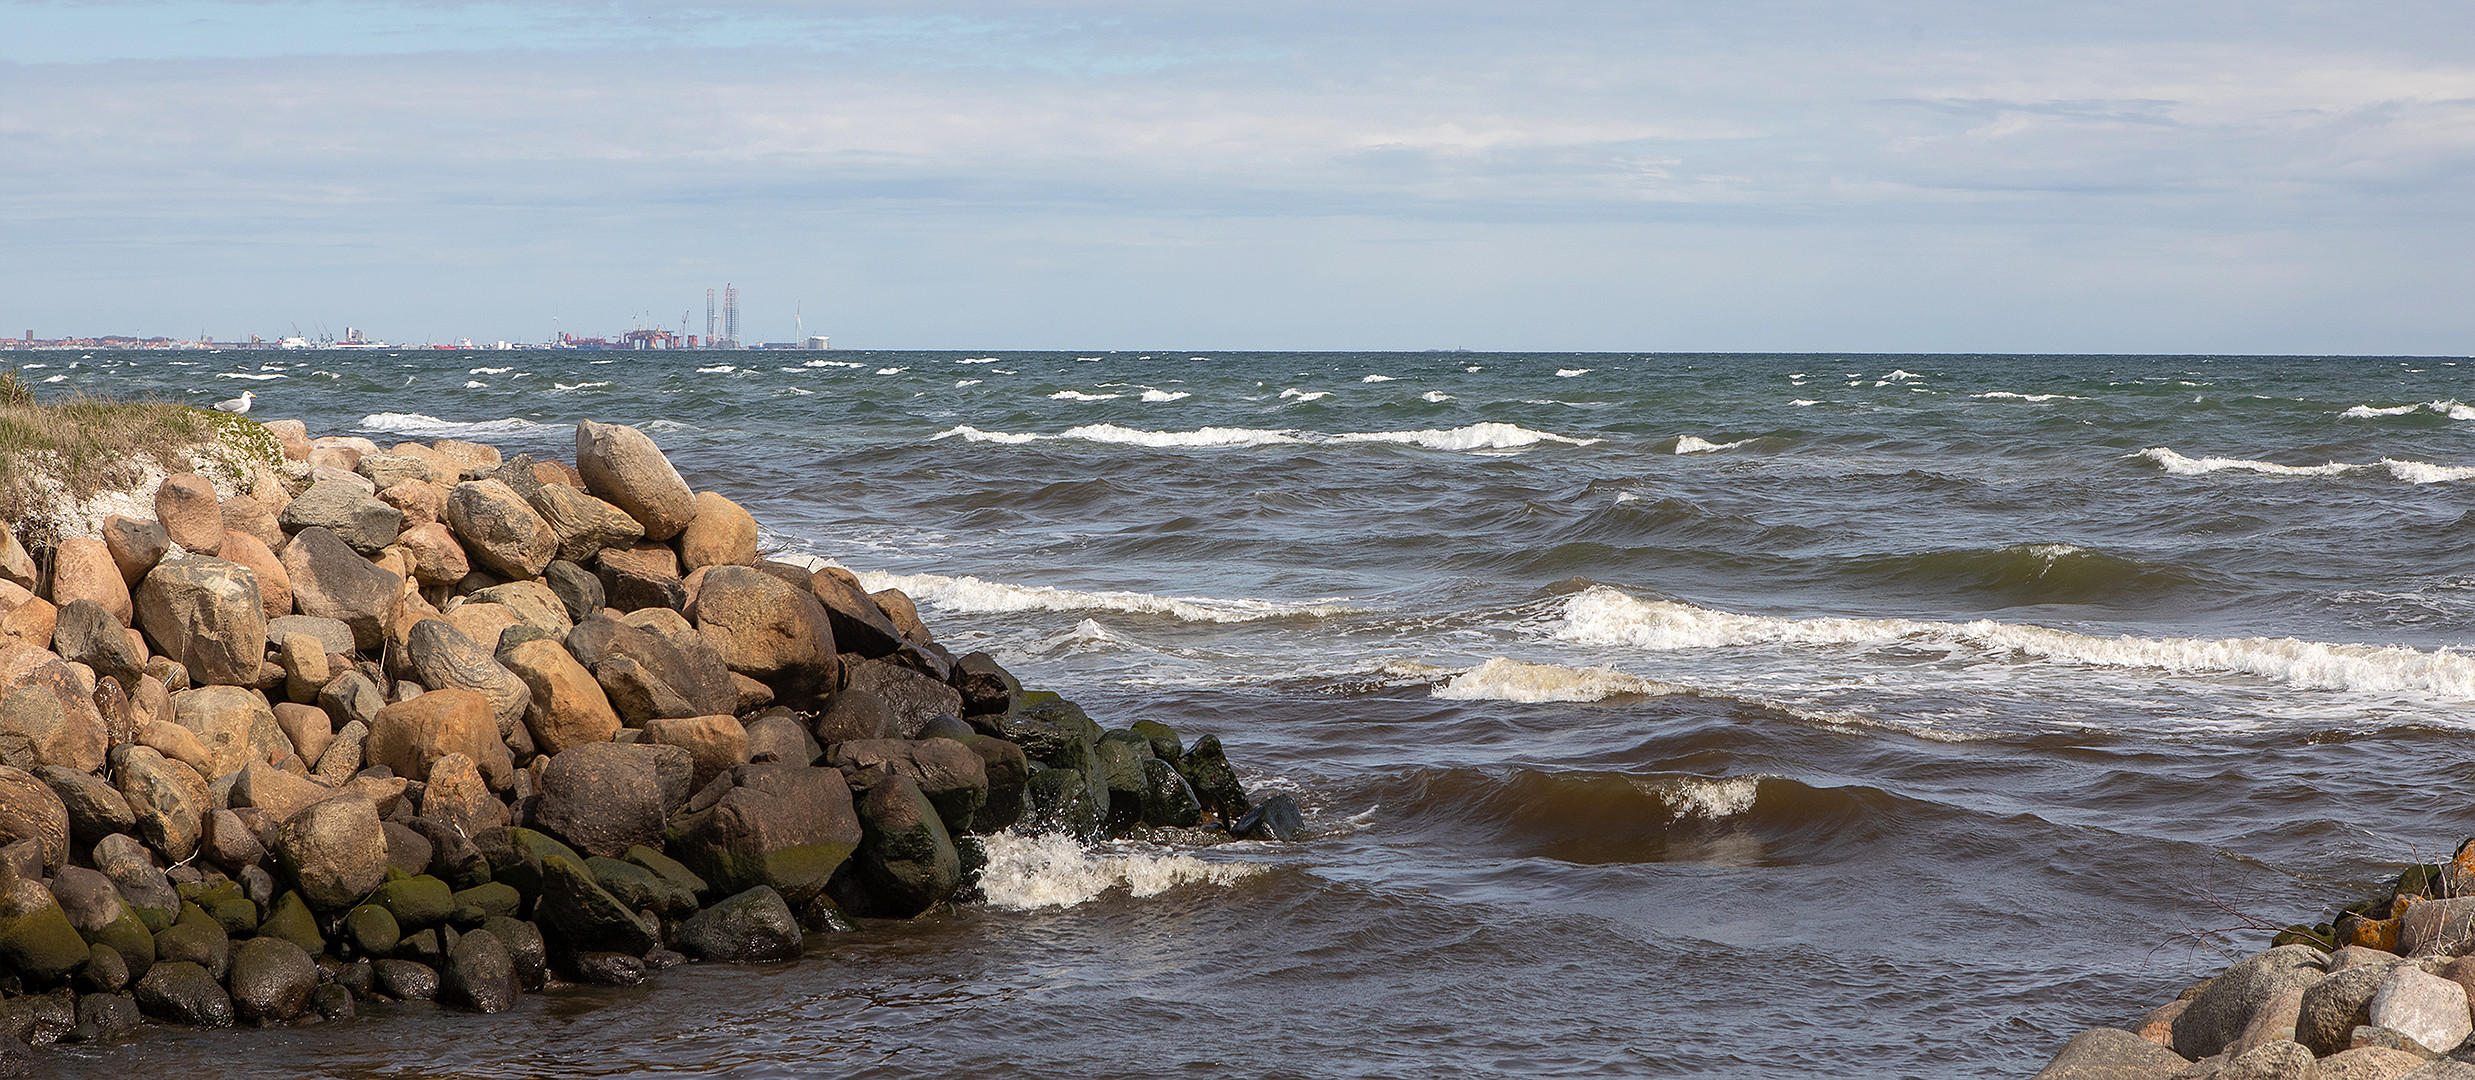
[2,1,2469,352]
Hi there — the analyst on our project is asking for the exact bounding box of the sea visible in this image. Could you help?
[27,348,2475,1078]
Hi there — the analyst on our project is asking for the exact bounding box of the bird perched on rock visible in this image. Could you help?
[212,390,255,414]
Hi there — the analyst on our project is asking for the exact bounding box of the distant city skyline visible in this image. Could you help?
[2,1,2469,354]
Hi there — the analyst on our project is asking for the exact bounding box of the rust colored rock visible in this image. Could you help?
[575,420,696,541]
[0,583,52,649]
[398,522,470,587]
[134,557,268,689]
[262,419,312,461]
[430,438,502,479]
[421,751,509,838]
[500,639,619,755]
[51,537,131,626]
[677,492,759,571]
[216,529,293,621]
[641,715,748,792]
[154,474,227,556]
[366,687,513,789]
[444,479,558,581]
[221,491,286,550]
[870,588,933,645]
[377,480,447,528]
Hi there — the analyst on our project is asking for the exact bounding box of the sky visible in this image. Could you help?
[1,1,2469,353]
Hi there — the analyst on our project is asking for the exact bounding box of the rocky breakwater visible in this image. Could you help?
[0,417,1301,1067]
[2032,851,2475,1080]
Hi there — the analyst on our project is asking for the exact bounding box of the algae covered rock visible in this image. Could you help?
[675,885,801,964]
[533,854,656,957]
[665,763,861,907]
[853,772,961,918]
[227,936,318,1023]
[133,960,234,1027]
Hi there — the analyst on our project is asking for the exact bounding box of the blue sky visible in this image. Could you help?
[2,1,2469,352]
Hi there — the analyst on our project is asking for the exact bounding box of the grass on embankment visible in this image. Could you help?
[0,371,279,545]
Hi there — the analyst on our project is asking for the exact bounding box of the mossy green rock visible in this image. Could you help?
[534,854,655,956]
[1092,739,1146,832]
[154,904,231,982]
[854,773,960,918]
[345,904,399,957]
[195,881,259,937]
[624,844,709,903]
[957,735,1029,834]
[256,890,325,955]
[396,927,444,966]
[1138,758,1203,828]
[92,913,156,981]
[1176,734,1250,822]
[449,881,522,925]
[0,881,95,984]
[478,827,584,902]
[585,856,697,918]
[373,875,454,929]
[1021,768,1101,841]
[132,960,234,1027]
[1128,719,1182,763]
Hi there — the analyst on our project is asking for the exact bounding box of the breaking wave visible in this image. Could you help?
[2135,448,2475,484]
[1431,657,1681,702]
[978,832,1262,910]
[929,422,1598,452]
[852,569,1359,623]
[358,413,555,438]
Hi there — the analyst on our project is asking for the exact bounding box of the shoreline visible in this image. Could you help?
[0,411,1294,1062]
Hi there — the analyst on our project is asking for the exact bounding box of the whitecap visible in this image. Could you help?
[643,419,694,432]
[1421,391,1454,403]
[1331,423,1600,451]
[215,372,287,380]
[41,375,65,383]
[1882,369,1923,381]
[1139,389,1191,402]
[551,381,609,391]
[2136,447,2360,478]
[1789,399,1820,407]
[1278,388,1331,402]
[2342,400,2475,420]
[876,367,906,375]
[1431,657,1679,703]
[1972,391,2084,402]
[977,832,1261,910]
[1361,374,1395,383]
[955,357,1002,364]
[955,379,983,388]
[696,365,736,373]
[929,426,1043,445]
[463,380,487,389]
[1050,390,1121,401]
[468,366,511,375]
[854,568,1358,623]
[1555,368,1590,377]
[1554,586,2475,698]
[1674,435,1752,455]
[932,422,1594,453]
[805,359,865,368]
[1658,776,1762,820]
[358,413,552,438]
[2383,458,2475,484]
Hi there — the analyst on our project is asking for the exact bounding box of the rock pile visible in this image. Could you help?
[0,417,1299,1059]
[2034,848,2475,1079]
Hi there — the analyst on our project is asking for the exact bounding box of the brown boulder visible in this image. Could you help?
[533,741,694,857]
[641,715,748,791]
[525,483,645,565]
[677,492,758,571]
[169,685,291,780]
[262,419,311,461]
[431,438,502,478]
[805,567,905,658]
[51,537,131,626]
[575,420,696,541]
[271,700,333,766]
[444,480,558,581]
[101,515,172,587]
[403,619,530,737]
[468,580,572,640]
[0,766,70,873]
[220,491,285,551]
[377,480,446,528]
[0,583,53,649]
[154,474,226,556]
[827,737,987,840]
[216,530,292,621]
[134,557,267,689]
[0,643,109,774]
[687,565,838,705]
[398,523,470,587]
[421,751,509,838]
[52,598,144,689]
[843,657,965,738]
[117,745,209,862]
[275,795,388,912]
[366,688,513,789]
[871,588,933,645]
[500,639,619,755]
[227,760,337,822]
[667,763,861,904]
[0,522,34,592]
[282,527,405,651]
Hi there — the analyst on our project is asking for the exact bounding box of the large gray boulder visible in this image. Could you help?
[281,527,404,652]
[568,612,735,718]
[116,746,209,862]
[842,658,963,738]
[405,619,530,737]
[0,645,109,775]
[445,479,559,580]
[665,763,861,906]
[278,479,403,554]
[687,565,839,706]
[2301,960,2398,1056]
[2029,1026,2189,1080]
[50,598,144,689]
[2405,898,2475,958]
[2173,945,2329,1060]
[827,738,986,840]
[133,557,266,689]
[532,742,694,858]
[2370,965,2472,1053]
[575,420,696,541]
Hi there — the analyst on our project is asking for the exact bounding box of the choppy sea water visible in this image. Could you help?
[31,348,2475,1078]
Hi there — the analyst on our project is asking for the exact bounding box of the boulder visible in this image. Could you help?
[91,832,179,930]
[532,741,694,858]
[0,584,53,649]
[372,958,439,1000]
[827,738,986,840]
[444,602,521,654]
[32,765,132,847]
[598,558,687,615]
[200,806,269,870]
[744,711,818,766]
[687,565,838,705]
[51,599,143,689]
[227,760,335,823]
[169,684,290,780]
[0,522,35,591]
[542,560,605,622]
[0,646,107,776]
[1020,768,1101,842]
[268,614,356,658]
[277,479,403,555]
[642,715,749,792]
[371,874,453,929]
[2317,1047,2431,1078]
[153,474,226,556]
[2370,965,2472,1053]
[853,772,960,918]
[2304,961,2400,1055]
[811,689,900,745]
[595,654,697,725]
[583,855,697,918]
[214,530,292,621]
[2029,1026,2190,1080]
[952,653,1018,716]
[842,658,963,738]
[0,862,89,983]
[221,491,286,551]
[133,557,266,688]
[2404,898,2475,958]
[526,484,646,565]
[499,638,619,755]
[534,853,656,957]
[47,865,120,934]
[1178,733,1250,823]
[376,479,446,528]
[257,890,323,955]
[2212,1040,2315,1080]
[381,819,433,875]
[954,735,1028,833]
[404,619,530,737]
[805,568,905,658]
[1093,737,1146,832]
[422,751,509,838]
[132,960,233,1027]
[398,522,470,587]
[870,588,933,645]
[1139,757,1203,828]
[665,763,861,905]
[356,453,439,489]
[116,746,209,862]
[99,518,170,587]
[271,700,332,765]
[49,538,130,626]
[469,579,573,640]
[569,612,735,717]
[226,936,318,1023]
[138,716,214,777]
[365,687,513,788]
[282,527,404,651]
[443,927,518,1013]
[274,795,388,912]
[445,479,558,580]
[317,670,385,734]
[674,885,801,964]
[575,420,696,541]
[2174,945,2331,1060]
[677,492,759,571]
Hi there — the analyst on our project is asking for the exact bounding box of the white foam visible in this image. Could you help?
[696,365,736,373]
[552,381,609,391]
[1431,657,1679,703]
[462,380,487,389]
[358,413,553,438]
[1555,368,1590,377]
[930,426,1043,445]
[42,375,65,384]
[852,569,1357,623]
[1554,586,2475,698]
[1789,399,1820,407]
[1139,389,1191,402]
[1050,390,1121,401]
[1674,435,1751,455]
[1657,776,1762,820]
[876,367,906,375]
[930,422,1595,453]
[955,379,982,388]
[1278,388,1332,402]
[1882,369,1923,381]
[2138,447,2474,484]
[805,359,865,368]
[1972,391,2084,402]
[468,366,511,375]
[1421,391,1454,403]
[1332,423,1600,451]
[1058,424,1296,448]
[215,372,287,380]
[1361,374,1395,383]
[955,357,1002,364]
[977,832,1264,910]
[2341,400,2475,420]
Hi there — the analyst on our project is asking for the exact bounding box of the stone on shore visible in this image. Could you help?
[443,927,518,1013]
[532,741,694,858]
[153,474,225,557]
[446,479,559,580]
[2173,945,2330,1060]
[677,492,758,571]
[278,479,403,555]
[132,961,233,1027]
[534,854,656,957]
[526,483,645,566]
[828,738,987,839]
[274,795,389,912]
[50,538,131,626]
[854,772,961,918]
[169,684,289,780]
[2029,1026,2189,1080]
[32,766,131,848]
[2303,962,2400,1056]
[377,479,445,528]
[116,746,208,863]
[101,516,170,588]
[281,527,404,651]
[226,937,318,1023]
[0,648,107,782]
[223,490,286,550]
[687,565,838,706]
[576,421,696,541]
[641,715,749,792]
[405,619,530,737]
[52,599,144,690]
[2403,898,2475,958]
[674,886,800,964]
[805,569,905,658]
[215,530,292,621]
[365,688,513,788]
[842,658,963,738]
[665,763,860,905]
[398,522,470,587]
[134,557,266,688]
[2369,965,2472,1054]
[499,638,619,754]
[811,689,899,745]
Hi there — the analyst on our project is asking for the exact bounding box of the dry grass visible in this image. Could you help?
[0,379,261,545]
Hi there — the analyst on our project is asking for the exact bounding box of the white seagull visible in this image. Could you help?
[211,390,254,414]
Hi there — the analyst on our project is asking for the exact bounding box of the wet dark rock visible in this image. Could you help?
[475,826,585,902]
[664,763,860,906]
[132,960,234,1027]
[227,936,319,1023]
[542,559,606,623]
[443,927,518,1012]
[372,958,439,1001]
[257,889,324,955]
[1020,768,1101,842]
[1092,738,1146,833]
[585,856,697,919]
[804,569,905,658]
[479,915,546,990]
[1177,734,1250,823]
[955,735,1028,834]
[827,738,986,840]
[674,885,801,964]
[853,773,960,918]
[451,881,522,924]
[533,741,694,858]
[310,983,355,1021]
[382,820,434,877]
[567,950,646,986]
[76,943,130,993]
[597,560,687,615]
[346,903,400,958]
[951,653,1019,717]
[75,991,142,1039]
[1139,758,1203,828]
[534,854,656,957]
[154,903,231,981]
[842,658,963,738]
[810,689,899,745]
[625,844,710,906]
[92,832,179,931]
[1233,793,1304,841]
